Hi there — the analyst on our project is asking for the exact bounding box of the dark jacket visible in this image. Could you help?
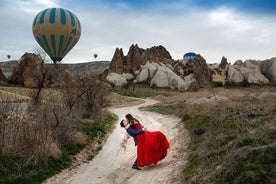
[126,127,144,146]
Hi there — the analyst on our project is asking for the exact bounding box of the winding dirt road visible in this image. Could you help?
[43,98,189,184]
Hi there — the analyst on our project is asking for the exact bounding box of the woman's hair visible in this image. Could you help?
[125,114,134,121]
[126,114,139,125]
[120,120,125,127]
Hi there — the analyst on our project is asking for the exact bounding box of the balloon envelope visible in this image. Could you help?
[7,54,11,59]
[32,8,81,63]
[183,52,196,59]
[93,53,98,59]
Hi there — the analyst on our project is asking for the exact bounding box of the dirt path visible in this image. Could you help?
[43,98,189,184]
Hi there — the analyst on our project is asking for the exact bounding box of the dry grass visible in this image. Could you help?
[106,92,145,108]
[141,85,276,183]
[1,84,275,183]
[0,81,114,183]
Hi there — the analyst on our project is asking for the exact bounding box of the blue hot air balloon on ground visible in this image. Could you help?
[32,8,81,64]
[183,52,196,60]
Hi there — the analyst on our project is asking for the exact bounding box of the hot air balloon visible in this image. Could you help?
[183,52,196,60]
[93,53,98,59]
[32,8,81,64]
[7,54,11,59]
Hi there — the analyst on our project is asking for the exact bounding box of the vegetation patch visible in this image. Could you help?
[112,86,172,99]
[0,114,117,184]
[143,91,276,183]
[0,73,116,184]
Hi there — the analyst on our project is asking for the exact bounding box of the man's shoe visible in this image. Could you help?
[132,165,141,170]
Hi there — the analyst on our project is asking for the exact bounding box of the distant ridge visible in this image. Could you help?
[0,60,110,79]
[58,61,110,76]
[0,60,17,79]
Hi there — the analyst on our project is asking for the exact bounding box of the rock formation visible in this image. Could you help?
[227,65,245,84]
[10,53,43,87]
[108,48,125,74]
[105,44,276,90]
[7,46,274,91]
[260,58,276,82]
[106,73,127,87]
[185,55,212,88]
[9,53,75,88]
[135,61,193,91]
[219,56,228,69]
[0,67,7,84]
[211,56,228,86]
[108,44,172,74]
[228,59,270,84]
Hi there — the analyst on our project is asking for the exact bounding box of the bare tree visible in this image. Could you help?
[78,74,110,120]
[62,79,86,112]
[31,48,59,105]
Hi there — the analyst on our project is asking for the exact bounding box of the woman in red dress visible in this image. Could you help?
[125,114,170,168]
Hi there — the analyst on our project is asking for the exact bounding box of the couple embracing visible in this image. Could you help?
[120,114,170,170]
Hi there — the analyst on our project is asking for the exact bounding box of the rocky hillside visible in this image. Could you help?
[104,45,276,91]
[1,45,275,90]
[58,61,110,76]
[0,55,110,81]
[108,44,172,74]
[0,67,7,84]
[0,60,17,80]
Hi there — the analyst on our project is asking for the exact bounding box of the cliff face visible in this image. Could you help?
[108,48,125,74]
[108,44,172,74]
[10,53,42,87]
[8,53,76,87]
[0,60,17,80]
[186,55,212,88]
[0,67,7,84]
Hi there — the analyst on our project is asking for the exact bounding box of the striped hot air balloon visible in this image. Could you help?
[32,8,81,64]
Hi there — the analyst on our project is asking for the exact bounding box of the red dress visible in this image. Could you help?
[133,123,170,167]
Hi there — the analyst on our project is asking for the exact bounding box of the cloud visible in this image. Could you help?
[0,0,275,64]
[0,0,62,61]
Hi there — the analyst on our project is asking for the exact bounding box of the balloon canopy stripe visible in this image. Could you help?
[64,39,78,56]
[32,14,39,27]
[58,35,65,57]
[60,8,67,24]
[33,8,81,28]
[63,36,73,56]
[32,8,81,63]
[34,37,43,51]
[39,9,47,24]
[49,8,56,24]
[42,35,53,57]
[50,35,56,56]
[68,11,76,26]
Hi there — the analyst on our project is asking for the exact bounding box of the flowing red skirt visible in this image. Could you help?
[135,124,170,167]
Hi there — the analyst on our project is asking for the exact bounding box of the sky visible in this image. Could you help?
[0,0,276,64]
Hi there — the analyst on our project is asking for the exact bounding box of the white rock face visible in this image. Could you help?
[135,62,159,83]
[106,58,275,89]
[135,61,191,90]
[121,73,134,80]
[227,65,244,83]
[136,68,150,82]
[106,73,127,86]
[260,58,276,82]
[239,66,269,84]
[227,62,269,84]
[150,66,170,88]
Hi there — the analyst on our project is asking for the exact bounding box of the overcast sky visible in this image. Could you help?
[0,0,276,64]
